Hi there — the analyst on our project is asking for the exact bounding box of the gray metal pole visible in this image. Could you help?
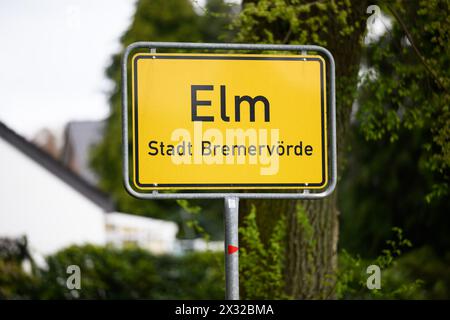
[224,196,239,300]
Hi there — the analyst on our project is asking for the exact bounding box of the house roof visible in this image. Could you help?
[0,120,115,212]
[61,120,106,185]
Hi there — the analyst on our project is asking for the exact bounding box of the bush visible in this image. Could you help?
[381,246,450,299]
[335,228,442,299]
[0,239,224,299]
[0,259,39,299]
[37,245,224,299]
[0,237,39,299]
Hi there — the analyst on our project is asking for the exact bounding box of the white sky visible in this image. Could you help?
[0,0,137,138]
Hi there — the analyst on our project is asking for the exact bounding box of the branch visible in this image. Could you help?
[387,4,446,91]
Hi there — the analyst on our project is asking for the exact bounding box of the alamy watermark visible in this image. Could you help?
[366,4,381,27]
[66,265,81,290]
[366,264,381,290]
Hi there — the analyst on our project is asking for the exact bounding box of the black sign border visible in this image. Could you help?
[132,54,326,189]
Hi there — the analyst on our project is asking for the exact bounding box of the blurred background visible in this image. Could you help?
[0,0,448,299]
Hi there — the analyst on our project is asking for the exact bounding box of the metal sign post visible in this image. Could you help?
[224,196,239,300]
[121,42,336,300]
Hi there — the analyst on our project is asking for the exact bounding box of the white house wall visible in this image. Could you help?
[0,138,106,256]
[105,212,178,254]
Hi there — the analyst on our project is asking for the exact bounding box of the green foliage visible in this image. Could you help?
[239,205,288,299]
[336,228,423,299]
[37,245,224,299]
[195,0,239,42]
[339,126,450,258]
[0,237,224,299]
[376,227,412,268]
[337,1,449,299]
[234,0,357,45]
[239,203,342,300]
[0,237,40,299]
[295,203,317,291]
[177,199,210,241]
[357,0,450,202]
[0,245,225,299]
[383,246,450,299]
[0,259,39,299]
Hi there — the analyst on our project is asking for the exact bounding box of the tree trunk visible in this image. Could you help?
[240,193,338,299]
[239,0,369,299]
